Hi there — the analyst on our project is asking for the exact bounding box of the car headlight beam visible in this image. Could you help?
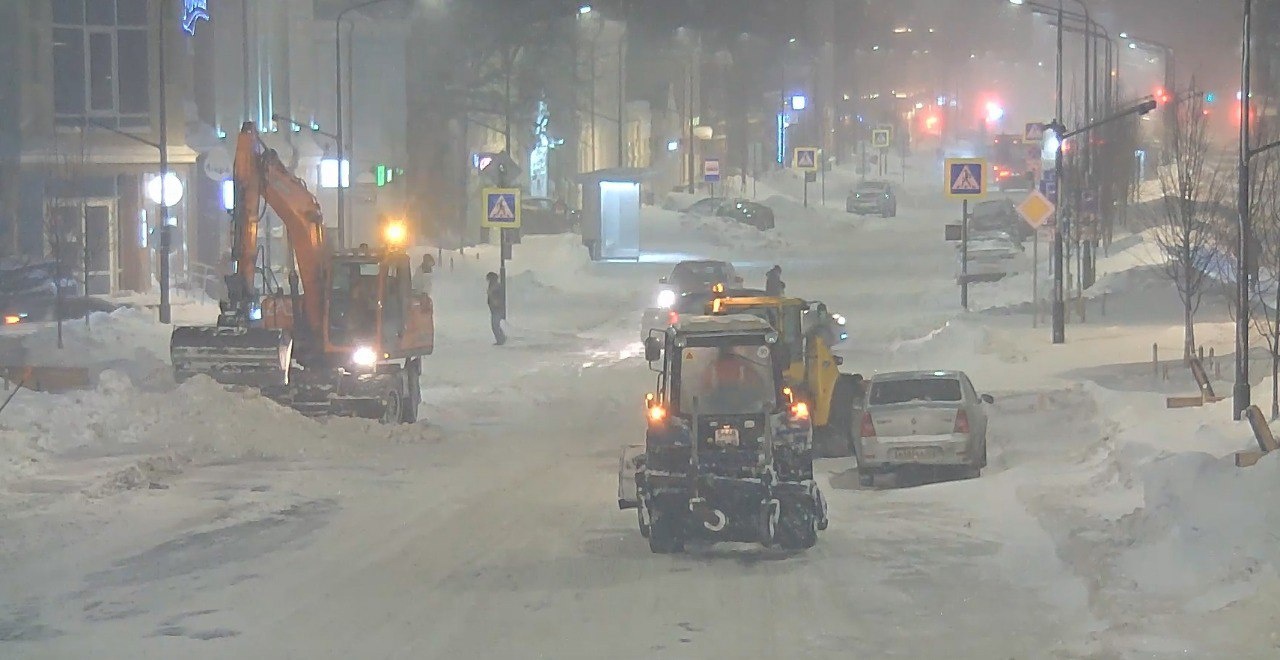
[656,289,677,308]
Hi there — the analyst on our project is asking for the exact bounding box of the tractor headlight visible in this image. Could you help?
[352,346,378,368]
[832,313,846,326]
[656,289,677,308]
[248,303,263,322]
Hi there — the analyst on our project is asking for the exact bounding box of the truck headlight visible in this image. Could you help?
[352,346,378,368]
[656,289,677,308]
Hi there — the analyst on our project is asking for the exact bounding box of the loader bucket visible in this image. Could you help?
[170,326,292,387]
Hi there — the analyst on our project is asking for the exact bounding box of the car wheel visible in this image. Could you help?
[858,469,875,488]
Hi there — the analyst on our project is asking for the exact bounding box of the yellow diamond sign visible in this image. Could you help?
[1017,190,1056,229]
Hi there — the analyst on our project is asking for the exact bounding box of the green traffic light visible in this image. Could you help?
[375,164,387,187]
[1205,92,1216,103]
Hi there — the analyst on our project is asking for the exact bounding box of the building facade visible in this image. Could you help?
[0,0,412,298]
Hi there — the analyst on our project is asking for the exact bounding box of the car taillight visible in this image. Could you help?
[859,412,876,438]
[667,311,679,325]
[953,410,970,434]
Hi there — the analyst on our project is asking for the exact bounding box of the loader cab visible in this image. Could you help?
[705,295,806,376]
[325,249,434,363]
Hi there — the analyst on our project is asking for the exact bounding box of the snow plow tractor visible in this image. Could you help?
[704,290,861,458]
[170,122,433,422]
[618,314,828,553]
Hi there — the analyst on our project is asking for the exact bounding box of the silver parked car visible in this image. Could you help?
[854,370,994,487]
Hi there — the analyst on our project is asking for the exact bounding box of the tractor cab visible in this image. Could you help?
[704,289,860,457]
[618,314,828,553]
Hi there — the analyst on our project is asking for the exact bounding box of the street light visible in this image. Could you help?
[335,0,397,250]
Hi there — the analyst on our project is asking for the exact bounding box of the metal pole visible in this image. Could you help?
[1052,0,1066,344]
[1033,227,1040,327]
[335,15,345,248]
[962,199,969,311]
[346,21,354,248]
[158,0,171,325]
[1236,0,1254,420]
[617,16,625,167]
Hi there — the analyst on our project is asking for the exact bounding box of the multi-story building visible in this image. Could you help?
[0,0,411,297]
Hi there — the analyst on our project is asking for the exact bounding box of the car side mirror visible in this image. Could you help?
[643,336,662,363]
[981,394,995,404]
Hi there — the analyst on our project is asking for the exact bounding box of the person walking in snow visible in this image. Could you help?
[765,265,785,296]
[486,272,506,346]
[415,253,435,297]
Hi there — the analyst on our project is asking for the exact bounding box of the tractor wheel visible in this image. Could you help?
[777,496,818,550]
[647,504,684,554]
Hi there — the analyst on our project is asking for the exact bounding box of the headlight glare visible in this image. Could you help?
[352,346,378,368]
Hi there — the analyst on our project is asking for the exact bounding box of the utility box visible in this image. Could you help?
[578,168,650,261]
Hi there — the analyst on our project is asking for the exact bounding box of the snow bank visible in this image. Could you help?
[0,371,433,493]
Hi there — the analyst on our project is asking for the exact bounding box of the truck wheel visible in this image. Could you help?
[379,384,403,425]
[401,358,422,424]
[777,497,818,550]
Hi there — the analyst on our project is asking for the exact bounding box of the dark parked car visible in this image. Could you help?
[970,199,1032,242]
[716,199,775,230]
[846,181,897,217]
[515,197,579,237]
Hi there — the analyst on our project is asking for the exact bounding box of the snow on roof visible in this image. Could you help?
[673,314,773,335]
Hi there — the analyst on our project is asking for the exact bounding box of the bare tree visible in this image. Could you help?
[1145,91,1229,362]
[1247,109,1280,417]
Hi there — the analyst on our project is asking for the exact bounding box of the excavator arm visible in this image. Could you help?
[224,121,328,340]
[171,121,328,386]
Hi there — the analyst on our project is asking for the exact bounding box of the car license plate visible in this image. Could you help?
[892,447,939,461]
[714,427,740,447]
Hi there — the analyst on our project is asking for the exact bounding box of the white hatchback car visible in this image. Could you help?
[854,370,993,487]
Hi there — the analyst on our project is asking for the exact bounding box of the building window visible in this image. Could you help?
[52,0,150,130]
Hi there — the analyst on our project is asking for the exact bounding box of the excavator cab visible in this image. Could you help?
[324,249,433,365]
[169,121,434,422]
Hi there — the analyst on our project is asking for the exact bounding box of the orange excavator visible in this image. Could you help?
[170,121,434,422]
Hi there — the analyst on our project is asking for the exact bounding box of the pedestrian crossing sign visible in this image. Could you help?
[793,147,819,172]
[482,188,521,228]
[945,158,988,198]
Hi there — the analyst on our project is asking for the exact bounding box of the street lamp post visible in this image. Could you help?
[1237,0,1255,420]
[335,0,395,250]
[158,0,171,324]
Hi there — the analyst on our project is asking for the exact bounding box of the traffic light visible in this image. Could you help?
[1205,91,1216,104]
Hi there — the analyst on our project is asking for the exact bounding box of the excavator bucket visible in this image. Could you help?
[170,326,293,387]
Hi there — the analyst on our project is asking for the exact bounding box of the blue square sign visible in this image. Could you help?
[482,188,521,229]
[945,158,987,198]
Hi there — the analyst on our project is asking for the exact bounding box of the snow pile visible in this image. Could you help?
[1116,451,1280,602]
[677,212,790,251]
[0,371,433,492]
[885,319,1029,370]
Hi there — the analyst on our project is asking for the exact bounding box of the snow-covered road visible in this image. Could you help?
[2,168,1276,658]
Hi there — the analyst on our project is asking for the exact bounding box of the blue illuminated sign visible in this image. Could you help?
[181,0,210,36]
